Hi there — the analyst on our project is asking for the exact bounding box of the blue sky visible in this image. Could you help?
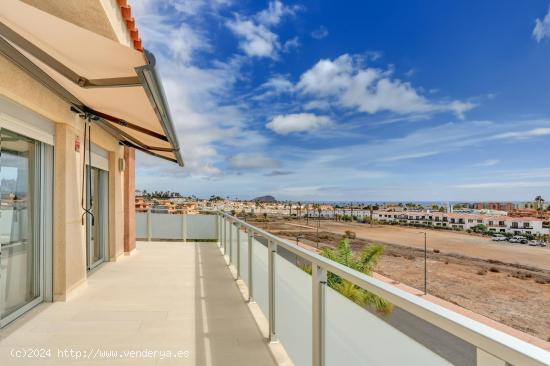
[133,0,550,202]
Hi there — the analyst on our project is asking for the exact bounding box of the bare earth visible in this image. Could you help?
[250,218,550,342]
[317,221,550,271]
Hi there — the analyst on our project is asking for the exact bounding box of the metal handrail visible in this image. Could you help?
[218,211,549,366]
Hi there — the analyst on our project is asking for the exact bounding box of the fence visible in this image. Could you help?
[135,211,218,241]
[216,212,549,366]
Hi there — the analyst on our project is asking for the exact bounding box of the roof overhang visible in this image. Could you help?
[0,0,184,166]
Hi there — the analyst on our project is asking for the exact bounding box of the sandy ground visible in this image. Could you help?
[302,220,550,271]
[250,218,550,342]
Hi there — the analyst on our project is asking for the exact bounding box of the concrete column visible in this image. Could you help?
[123,146,136,254]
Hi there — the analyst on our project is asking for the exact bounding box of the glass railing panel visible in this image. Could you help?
[275,253,312,366]
[251,235,269,318]
[186,214,218,240]
[135,212,147,239]
[151,213,182,240]
[230,224,238,264]
[238,228,249,286]
[325,285,457,366]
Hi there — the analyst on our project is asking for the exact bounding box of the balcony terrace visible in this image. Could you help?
[0,241,286,365]
[1,212,548,366]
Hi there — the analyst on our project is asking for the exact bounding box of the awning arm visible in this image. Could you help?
[82,107,169,142]
[136,50,184,167]
[91,116,179,164]
[0,21,141,88]
[70,106,179,152]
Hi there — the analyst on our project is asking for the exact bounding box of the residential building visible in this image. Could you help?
[0,0,181,328]
[373,211,549,235]
[473,202,516,211]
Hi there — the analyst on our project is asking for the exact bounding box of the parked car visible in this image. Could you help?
[491,234,507,241]
[528,240,541,246]
[509,236,528,244]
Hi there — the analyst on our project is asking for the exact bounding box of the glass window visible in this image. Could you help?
[0,129,40,319]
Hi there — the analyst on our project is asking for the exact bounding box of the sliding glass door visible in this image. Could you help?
[86,166,108,271]
[0,128,50,326]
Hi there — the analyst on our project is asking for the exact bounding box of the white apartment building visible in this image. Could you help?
[373,211,549,236]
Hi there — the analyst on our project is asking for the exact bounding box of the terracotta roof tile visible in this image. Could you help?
[116,1,143,51]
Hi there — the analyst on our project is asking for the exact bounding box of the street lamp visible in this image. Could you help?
[418,231,427,295]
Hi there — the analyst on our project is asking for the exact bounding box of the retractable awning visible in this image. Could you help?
[0,0,183,166]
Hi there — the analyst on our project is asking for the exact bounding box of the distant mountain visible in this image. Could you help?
[252,195,277,203]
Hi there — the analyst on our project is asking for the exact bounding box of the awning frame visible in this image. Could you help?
[0,20,184,166]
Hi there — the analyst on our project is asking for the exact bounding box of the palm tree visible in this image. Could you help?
[320,239,393,314]
[535,196,545,218]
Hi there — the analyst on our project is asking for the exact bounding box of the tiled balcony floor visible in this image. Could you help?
[0,242,281,365]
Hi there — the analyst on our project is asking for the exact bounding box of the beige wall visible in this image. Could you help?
[0,0,130,300]
[20,0,118,41]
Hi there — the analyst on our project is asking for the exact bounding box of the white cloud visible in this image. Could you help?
[266,113,332,134]
[303,100,331,110]
[261,75,294,93]
[256,0,301,26]
[133,2,267,177]
[492,127,550,140]
[289,119,550,169]
[228,153,282,169]
[253,75,295,100]
[311,26,329,39]
[226,1,300,58]
[475,159,500,167]
[283,37,300,52]
[227,17,279,58]
[381,151,440,162]
[297,54,476,118]
[455,181,550,189]
[533,6,550,42]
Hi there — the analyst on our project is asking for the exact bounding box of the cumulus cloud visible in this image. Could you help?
[226,18,279,58]
[533,5,550,42]
[297,54,475,118]
[253,75,295,100]
[266,113,332,134]
[133,1,268,177]
[226,1,300,58]
[228,153,282,170]
[256,0,302,26]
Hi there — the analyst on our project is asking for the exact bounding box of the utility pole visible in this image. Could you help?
[421,231,427,295]
[316,213,320,248]
[370,206,374,228]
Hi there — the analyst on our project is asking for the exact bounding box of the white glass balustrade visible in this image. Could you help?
[136,211,550,366]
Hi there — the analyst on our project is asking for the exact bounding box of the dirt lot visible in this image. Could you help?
[249,218,550,342]
[317,221,550,271]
